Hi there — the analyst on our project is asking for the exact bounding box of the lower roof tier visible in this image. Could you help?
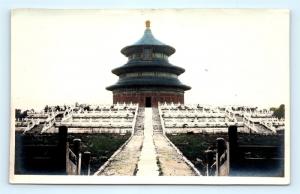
[106,76,191,91]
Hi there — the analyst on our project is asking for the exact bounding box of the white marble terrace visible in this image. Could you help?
[158,102,284,135]
[15,103,139,134]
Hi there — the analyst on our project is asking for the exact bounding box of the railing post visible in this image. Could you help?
[73,138,81,158]
[216,138,226,176]
[82,151,91,175]
[58,126,68,175]
[228,125,238,171]
[73,138,81,175]
[204,150,214,176]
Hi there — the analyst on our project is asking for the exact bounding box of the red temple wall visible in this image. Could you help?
[112,91,184,107]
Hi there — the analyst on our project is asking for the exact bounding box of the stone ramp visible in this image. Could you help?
[153,134,198,176]
[95,107,199,176]
[95,135,143,176]
[152,108,200,176]
[94,108,144,176]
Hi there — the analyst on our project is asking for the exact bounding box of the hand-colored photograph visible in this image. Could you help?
[10,9,290,184]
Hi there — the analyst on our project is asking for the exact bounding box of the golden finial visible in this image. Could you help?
[145,20,150,28]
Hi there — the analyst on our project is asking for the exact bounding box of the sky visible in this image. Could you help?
[11,9,289,110]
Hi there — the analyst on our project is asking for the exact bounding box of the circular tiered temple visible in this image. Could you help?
[106,21,191,107]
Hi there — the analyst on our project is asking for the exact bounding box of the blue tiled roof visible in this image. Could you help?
[133,29,166,46]
[106,21,191,92]
[106,76,191,91]
[111,60,185,76]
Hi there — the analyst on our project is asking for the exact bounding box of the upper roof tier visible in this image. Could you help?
[121,21,176,56]
[133,20,165,45]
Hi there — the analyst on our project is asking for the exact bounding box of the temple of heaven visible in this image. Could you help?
[106,21,191,107]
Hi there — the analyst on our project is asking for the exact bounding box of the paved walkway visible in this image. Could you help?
[153,134,197,176]
[152,108,198,176]
[95,107,199,176]
[136,108,159,176]
[94,108,144,176]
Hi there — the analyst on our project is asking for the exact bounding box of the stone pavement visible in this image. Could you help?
[94,108,144,176]
[136,108,160,176]
[152,108,199,176]
[95,107,199,176]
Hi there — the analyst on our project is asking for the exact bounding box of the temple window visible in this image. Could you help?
[122,72,177,78]
[143,49,152,60]
[128,53,141,60]
[152,52,168,60]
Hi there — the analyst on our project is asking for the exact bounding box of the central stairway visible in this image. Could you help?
[95,107,199,176]
[136,108,160,176]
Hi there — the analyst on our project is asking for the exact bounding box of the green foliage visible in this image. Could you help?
[69,133,130,174]
[271,104,285,119]
[167,133,284,175]
[15,109,28,119]
[16,133,130,175]
[15,109,21,119]
[167,133,226,175]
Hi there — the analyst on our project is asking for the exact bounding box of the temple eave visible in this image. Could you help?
[106,21,190,107]
[106,84,191,91]
[121,45,175,57]
[111,64,185,76]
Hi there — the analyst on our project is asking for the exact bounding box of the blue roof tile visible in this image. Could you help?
[133,28,166,46]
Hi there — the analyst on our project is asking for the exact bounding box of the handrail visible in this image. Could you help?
[131,104,139,134]
[158,105,166,135]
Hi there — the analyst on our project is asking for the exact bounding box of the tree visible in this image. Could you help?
[22,110,28,118]
[15,109,21,119]
[44,105,49,113]
[271,104,285,119]
[15,109,28,119]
